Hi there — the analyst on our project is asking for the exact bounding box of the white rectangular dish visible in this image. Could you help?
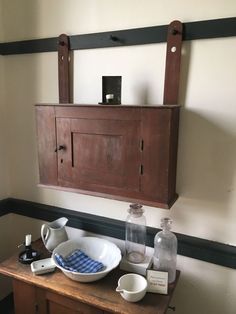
[31,258,56,275]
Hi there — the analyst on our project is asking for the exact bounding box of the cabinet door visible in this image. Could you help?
[56,117,141,193]
[42,290,103,314]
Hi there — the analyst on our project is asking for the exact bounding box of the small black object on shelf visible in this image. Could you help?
[18,234,40,264]
[18,248,40,264]
[100,76,122,105]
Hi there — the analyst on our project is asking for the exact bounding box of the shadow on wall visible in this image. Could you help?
[179,41,191,107]
[175,40,236,211]
[177,108,236,208]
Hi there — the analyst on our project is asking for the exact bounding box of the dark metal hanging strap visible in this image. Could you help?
[58,34,70,103]
[163,20,183,105]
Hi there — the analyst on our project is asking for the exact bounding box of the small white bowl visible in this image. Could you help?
[52,237,121,282]
[116,273,147,302]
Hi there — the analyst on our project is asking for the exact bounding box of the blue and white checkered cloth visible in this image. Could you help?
[55,250,104,273]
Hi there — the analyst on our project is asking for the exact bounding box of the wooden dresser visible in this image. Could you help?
[0,240,180,314]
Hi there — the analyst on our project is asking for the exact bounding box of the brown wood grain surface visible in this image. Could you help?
[58,117,141,192]
[58,34,70,103]
[36,106,58,185]
[163,20,183,105]
[141,107,180,204]
[35,104,180,208]
[0,240,180,314]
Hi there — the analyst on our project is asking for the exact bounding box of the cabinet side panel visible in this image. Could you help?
[141,108,172,204]
[167,108,180,202]
[13,279,36,314]
[36,106,58,185]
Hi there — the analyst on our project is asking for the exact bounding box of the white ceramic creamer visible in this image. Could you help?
[41,217,68,252]
[116,273,147,302]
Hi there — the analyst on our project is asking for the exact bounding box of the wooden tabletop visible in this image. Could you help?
[0,240,180,314]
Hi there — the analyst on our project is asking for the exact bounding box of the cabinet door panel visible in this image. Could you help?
[45,291,102,314]
[49,302,77,314]
[57,117,141,192]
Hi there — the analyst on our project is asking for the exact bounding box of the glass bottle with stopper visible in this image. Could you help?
[125,203,146,263]
[153,217,177,283]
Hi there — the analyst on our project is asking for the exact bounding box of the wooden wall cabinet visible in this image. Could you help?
[35,20,183,209]
[36,104,180,208]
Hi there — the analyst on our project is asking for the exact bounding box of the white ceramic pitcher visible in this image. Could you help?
[41,217,68,252]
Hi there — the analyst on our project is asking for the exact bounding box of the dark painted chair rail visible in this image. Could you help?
[0,17,236,55]
[0,198,236,269]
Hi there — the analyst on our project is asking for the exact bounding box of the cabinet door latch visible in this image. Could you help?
[139,164,144,175]
[140,139,144,151]
[55,145,66,152]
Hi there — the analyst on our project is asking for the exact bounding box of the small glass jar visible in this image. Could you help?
[125,204,146,263]
[153,217,177,283]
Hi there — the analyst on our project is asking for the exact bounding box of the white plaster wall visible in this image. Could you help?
[0,3,9,198]
[0,3,3,42]
[0,1,236,313]
[2,0,236,243]
[2,0,236,41]
[0,56,10,199]
[0,4,10,299]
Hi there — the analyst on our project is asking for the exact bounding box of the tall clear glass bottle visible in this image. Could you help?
[125,204,146,263]
[153,218,177,283]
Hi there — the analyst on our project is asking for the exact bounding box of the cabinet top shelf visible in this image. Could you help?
[35,103,181,109]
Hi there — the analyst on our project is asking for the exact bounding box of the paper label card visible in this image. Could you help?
[146,270,168,294]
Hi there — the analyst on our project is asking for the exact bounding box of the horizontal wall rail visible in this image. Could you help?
[0,17,236,55]
[1,198,236,269]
